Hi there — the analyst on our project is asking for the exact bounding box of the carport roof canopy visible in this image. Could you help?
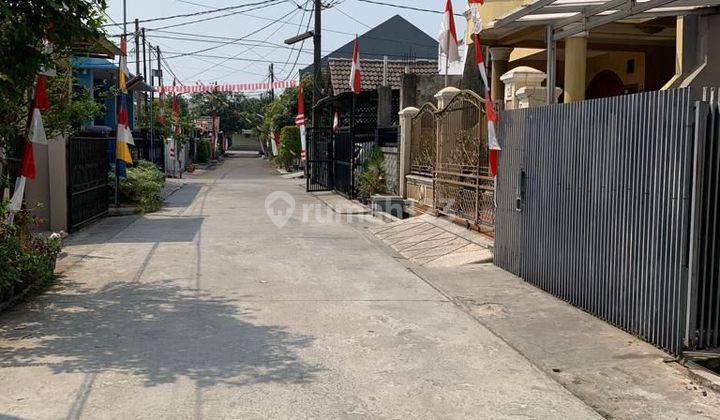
[480,0,720,48]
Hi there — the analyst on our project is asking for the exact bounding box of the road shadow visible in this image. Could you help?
[65,217,204,245]
[0,280,320,388]
[164,183,203,209]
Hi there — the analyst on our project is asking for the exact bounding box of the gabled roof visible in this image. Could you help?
[328,58,438,96]
[301,15,438,76]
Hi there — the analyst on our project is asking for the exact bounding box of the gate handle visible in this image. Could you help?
[516,169,525,212]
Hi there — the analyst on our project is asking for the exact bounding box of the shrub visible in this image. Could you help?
[196,139,211,163]
[358,146,387,199]
[0,206,62,309]
[278,125,301,170]
[110,161,165,213]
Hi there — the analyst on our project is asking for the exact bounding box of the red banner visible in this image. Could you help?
[160,80,297,94]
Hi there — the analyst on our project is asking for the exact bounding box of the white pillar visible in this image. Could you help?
[434,86,461,109]
[48,135,68,232]
[398,106,419,198]
[500,66,548,110]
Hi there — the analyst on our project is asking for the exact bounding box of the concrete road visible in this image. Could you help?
[0,156,600,419]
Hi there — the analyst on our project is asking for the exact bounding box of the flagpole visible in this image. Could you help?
[445,33,450,87]
[116,0,127,208]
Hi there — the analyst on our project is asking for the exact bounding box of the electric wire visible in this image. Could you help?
[147,1,284,32]
[102,0,283,27]
[353,0,462,16]
[276,0,311,77]
[181,7,302,81]
[204,7,304,82]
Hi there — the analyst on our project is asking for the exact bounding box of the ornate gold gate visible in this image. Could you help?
[433,91,494,234]
[409,103,437,177]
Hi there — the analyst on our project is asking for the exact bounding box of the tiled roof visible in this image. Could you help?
[328,58,438,96]
[301,15,438,77]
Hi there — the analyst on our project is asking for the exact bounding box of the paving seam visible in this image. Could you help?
[352,224,604,419]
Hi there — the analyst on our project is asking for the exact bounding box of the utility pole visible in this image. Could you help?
[142,28,147,109]
[312,0,321,126]
[117,0,127,208]
[148,40,154,163]
[157,45,163,168]
[134,19,140,76]
[134,19,141,125]
[269,63,275,101]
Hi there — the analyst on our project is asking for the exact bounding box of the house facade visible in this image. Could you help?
[469,0,720,106]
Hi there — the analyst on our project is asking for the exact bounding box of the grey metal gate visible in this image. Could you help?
[688,87,720,351]
[495,89,695,354]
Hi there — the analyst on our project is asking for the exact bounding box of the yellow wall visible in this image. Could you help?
[466,1,650,98]
[586,51,646,92]
[466,0,528,43]
[478,0,530,26]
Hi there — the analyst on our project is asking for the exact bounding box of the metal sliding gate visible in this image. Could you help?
[690,87,720,351]
[306,127,333,192]
[495,89,696,354]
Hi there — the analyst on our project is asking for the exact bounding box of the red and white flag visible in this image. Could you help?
[473,33,500,177]
[295,83,307,160]
[158,85,166,125]
[8,75,46,220]
[270,130,278,156]
[272,130,281,156]
[172,78,181,136]
[468,0,484,33]
[485,96,501,177]
[438,0,460,63]
[29,75,49,144]
[349,36,361,94]
[473,33,489,90]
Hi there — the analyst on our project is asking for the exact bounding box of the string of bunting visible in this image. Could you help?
[160,80,297,94]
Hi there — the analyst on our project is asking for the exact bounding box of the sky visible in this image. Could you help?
[104,0,469,87]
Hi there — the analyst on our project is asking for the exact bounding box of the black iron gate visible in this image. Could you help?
[67,134,109,230]
[306,127,333,192]
[334,127,353,197]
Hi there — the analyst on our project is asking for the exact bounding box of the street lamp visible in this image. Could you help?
[284,31,314,45]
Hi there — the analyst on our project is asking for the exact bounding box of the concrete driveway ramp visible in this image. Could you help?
[369,214,493,267]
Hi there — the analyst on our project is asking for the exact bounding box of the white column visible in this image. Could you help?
[398,107,419,198]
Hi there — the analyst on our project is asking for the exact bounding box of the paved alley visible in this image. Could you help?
[0,155,600,419]
[0,158,597,419]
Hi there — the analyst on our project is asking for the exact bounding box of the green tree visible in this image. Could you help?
[189,92,270,135]
[0,0,107,149]
[43,59,102,137]
[260,74,316,153]
[277,125,301,170]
